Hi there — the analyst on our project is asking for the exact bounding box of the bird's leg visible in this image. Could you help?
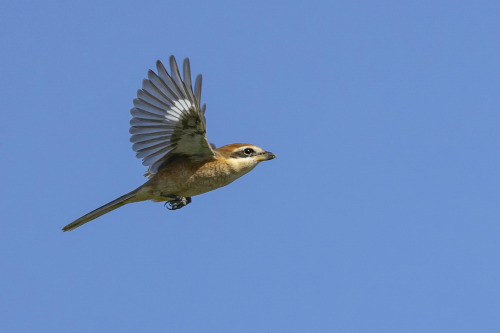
[163,194,192,210]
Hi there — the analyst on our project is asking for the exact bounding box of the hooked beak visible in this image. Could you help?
[257,151,276,161]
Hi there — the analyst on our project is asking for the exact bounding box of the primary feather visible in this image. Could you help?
[130,56,215,175]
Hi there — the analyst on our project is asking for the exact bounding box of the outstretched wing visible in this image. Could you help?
[130,56,215,175]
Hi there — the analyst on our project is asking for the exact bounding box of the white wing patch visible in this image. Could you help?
[130,56,216,175]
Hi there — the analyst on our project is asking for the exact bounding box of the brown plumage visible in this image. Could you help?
[62,58,275,232]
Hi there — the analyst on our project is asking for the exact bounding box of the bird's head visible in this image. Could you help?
[215,143,276,175]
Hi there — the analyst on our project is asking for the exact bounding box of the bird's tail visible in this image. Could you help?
[62,187,142,232]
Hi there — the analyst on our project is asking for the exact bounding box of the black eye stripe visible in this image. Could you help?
[230,148,261,158]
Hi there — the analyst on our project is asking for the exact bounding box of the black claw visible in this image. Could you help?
[164,195,192,210]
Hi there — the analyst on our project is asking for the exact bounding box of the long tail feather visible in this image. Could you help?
[62,188,141,232]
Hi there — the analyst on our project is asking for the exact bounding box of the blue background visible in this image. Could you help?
[1,0,499,332]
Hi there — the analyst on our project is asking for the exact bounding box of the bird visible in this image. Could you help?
[62,56,276,231]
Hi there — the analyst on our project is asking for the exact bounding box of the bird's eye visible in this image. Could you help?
[243,148,254,156]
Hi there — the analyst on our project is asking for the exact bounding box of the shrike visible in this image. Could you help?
[62,56,275,231]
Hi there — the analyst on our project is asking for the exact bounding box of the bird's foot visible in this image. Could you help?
[164,195,192,210]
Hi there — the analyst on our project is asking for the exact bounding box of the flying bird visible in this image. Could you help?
[62,56,275,231]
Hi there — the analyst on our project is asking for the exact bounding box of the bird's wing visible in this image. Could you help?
[130,56,216,175]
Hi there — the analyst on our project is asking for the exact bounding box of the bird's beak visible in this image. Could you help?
[257,151,276,161]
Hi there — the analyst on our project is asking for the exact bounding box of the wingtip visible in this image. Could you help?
[156,60,167,75]
[169,55,178,68]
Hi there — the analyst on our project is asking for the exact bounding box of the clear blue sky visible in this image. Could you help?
[1,0,499,332]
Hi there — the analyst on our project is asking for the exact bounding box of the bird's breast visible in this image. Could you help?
[180,160,237,196]
[146,157,244,199]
